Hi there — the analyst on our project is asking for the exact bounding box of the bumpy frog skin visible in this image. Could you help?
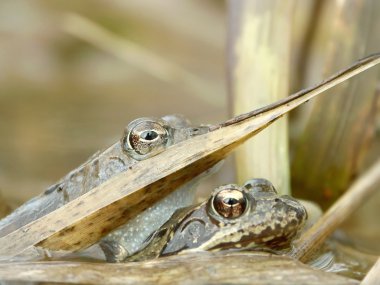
[125,178,307,262]
[0,115,212,260]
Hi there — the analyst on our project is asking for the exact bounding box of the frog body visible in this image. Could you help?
[125,178,307,262]
[98,162,221,262]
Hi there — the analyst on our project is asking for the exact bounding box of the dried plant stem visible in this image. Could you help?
[361,258,380,285]
[0,252,359,285]
[227,0,295,195]
[291,0,380,209]
[291,158,380,262]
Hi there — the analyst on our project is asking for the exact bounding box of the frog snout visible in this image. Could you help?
[276,196,308,223]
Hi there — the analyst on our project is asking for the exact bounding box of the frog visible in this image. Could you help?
[0,114,216,260]
[122,178,307,262]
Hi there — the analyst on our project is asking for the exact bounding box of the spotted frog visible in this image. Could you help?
[123,178,307,262]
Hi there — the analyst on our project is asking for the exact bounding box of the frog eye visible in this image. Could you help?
[122,119,170,160]
[212,189,247,219]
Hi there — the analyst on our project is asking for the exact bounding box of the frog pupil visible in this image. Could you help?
[223,197,238,206]
[141,130,158,141]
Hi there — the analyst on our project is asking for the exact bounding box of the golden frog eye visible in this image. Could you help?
[212,189,247,219]
[122,119,170,160]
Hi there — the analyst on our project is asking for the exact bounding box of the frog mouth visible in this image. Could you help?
[206,219,305,252]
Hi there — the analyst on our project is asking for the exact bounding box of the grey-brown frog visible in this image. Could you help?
[0,115,215,261]
[124,178,307,262]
